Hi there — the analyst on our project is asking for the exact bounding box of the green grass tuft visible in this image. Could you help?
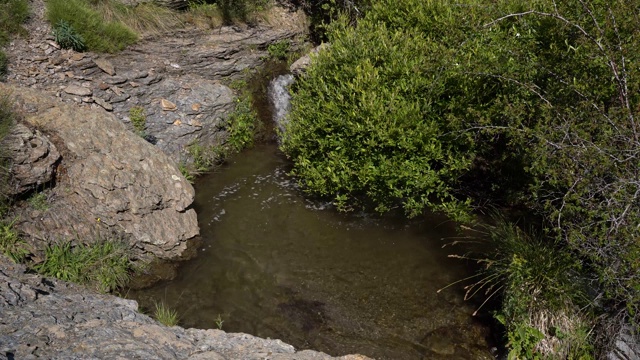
[0,218,29,263]
[46,0,137,53]
[34,238,135,293]
[129,106,146,135]
[153,301,179,326]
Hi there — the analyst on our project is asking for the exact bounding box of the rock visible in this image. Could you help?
[2,123,61,196]
[161,98,177,111]
[93,97,113,111]
[93,57,116,76]
[607,325,640,360]
[0,255,372,360]
[63,84,92,96]
[3,83,199,260]
[290,43,330,77]
[104,75,127,85]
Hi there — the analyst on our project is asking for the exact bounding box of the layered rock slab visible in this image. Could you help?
[1,83,198,259]
[0,256,371,360]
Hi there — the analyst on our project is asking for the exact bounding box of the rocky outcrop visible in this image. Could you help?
[2,123,60,196]
[289,43,329,77]
[0,255,371,360]
[2,83,198,260]
[3,6,309,164]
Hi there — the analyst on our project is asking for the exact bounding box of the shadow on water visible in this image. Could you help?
[127,62,496,360]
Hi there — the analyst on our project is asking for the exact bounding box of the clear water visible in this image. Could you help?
[128,143,494,360]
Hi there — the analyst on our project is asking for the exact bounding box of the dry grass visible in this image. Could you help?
[93,0,184,36]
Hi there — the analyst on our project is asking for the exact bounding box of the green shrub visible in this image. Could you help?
[153,301,179,326]
[267,40,290,60]
[0,93,16,209]
[46,0,137,53]
[52,19,86,51]
[225,94,258,153]
[34,239,134,292]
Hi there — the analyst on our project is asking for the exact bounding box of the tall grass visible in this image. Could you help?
[46,0,137,53]
[447,215,594,358]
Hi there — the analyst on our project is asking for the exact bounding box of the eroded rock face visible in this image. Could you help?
[2,83,198,260]
[2,123,61,196]
[0,256,372,360]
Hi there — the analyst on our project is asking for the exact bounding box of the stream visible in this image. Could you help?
[127,68,495,360]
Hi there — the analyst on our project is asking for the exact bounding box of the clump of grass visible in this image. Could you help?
[444,215,594,358]
[186,0,270,27]
[154,301,179,326]
[27,191,49,211]
[0,218,29,263]
[34,238,135,293]
[52,19,86,51]
[129,106,146,136]
[46,0,137,53]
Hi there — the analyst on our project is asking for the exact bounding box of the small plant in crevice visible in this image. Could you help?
[27,191,49,211]
[128,106,146,136]
[178,162,195,184]
[154,301,179,326]
[215,313,224,329]
[52,19,86,51]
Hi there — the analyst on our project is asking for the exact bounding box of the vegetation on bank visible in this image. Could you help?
[283,0,640,357]
[0,0,29,76]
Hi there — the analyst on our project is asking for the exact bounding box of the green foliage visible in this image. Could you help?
[0,50,6,77]
[52,19,86,51]
[225,94,258,153]
[46,0,137,53]
[179,162,195,184]
[27,191,49,211]
[0,219,29,263]
[34,239,134,293]
[153,301,179,326]
[215,313,224,329]
[267,40,290,60]
[128,106,146,135]
[187,141,215,173]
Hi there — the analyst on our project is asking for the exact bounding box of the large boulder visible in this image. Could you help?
[1,83,199,260]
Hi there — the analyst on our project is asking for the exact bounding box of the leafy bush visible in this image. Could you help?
[46,0,137,53]
[267,40,290,60]
[34,239,135,292]
[225,94,258,153]
[52,19,86,51]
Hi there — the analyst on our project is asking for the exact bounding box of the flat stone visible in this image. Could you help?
[161,99,177,111]
[71,53,86,61]
[104,76,127,85]
[93,97,113,111]
[94,58,116,76]
[63,84,92,97]
[111,94,130,103]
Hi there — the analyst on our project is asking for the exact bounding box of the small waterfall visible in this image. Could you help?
[267,74,295,140]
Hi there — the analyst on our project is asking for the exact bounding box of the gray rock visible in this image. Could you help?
[93,97,113,111]
[290,43,330,77]
[607,325,640,360]
[2,123,61,196]
[93,57,116,76]
[0,255,371,360]
[63,84,92,96]
[3,83,199,260]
